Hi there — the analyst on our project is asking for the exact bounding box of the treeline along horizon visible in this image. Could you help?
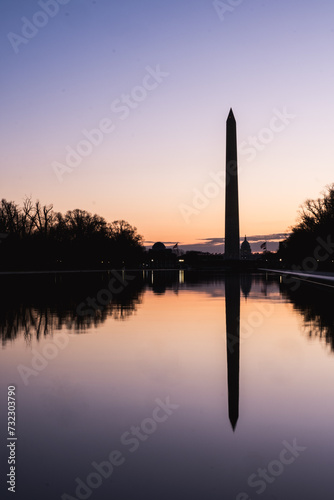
[0,197,144,271]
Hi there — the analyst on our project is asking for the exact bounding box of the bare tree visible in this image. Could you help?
[296,184,334,233]
[22,197,37,236]
[0,199,20,234]
[34,200,54,236]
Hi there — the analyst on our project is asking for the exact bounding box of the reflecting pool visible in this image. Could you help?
[1,271,333,500]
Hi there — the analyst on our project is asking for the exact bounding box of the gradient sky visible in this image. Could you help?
[1,0,334,252]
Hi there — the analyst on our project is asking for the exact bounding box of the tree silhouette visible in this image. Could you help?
[0,197,143,271]
[279,184,334,268]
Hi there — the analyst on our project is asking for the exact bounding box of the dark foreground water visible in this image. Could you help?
[0,271,334,500]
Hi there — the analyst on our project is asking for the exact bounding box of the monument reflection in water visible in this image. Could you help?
[225,273,240,431]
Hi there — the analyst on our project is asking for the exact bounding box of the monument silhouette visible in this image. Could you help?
[225,109,240,260]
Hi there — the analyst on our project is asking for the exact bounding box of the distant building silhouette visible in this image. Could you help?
[148,242,177,269]
[152,242,166,252]
[240,236,252,260]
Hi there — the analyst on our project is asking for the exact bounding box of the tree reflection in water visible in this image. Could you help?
[280,278,334,352]
[0,272,145,345]
[2,271,332,354]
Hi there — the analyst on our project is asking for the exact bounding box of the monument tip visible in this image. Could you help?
[230,419,238,431]
[227,108,235,121]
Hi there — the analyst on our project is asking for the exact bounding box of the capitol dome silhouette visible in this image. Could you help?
[240,236,252,260]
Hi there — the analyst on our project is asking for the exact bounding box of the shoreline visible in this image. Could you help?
[261,268,334,285]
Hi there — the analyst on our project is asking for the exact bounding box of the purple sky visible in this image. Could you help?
[1,0,334,251]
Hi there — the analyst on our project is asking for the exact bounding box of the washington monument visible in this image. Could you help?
[225,109,240,260]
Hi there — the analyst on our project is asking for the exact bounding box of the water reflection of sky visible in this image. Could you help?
[0,273,333,500]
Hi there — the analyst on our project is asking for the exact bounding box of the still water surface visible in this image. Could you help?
[0,271,333,500]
